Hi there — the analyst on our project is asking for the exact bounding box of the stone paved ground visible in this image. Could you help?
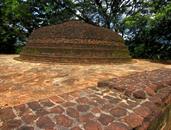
[0,55,171,108]
[0,67,171,129]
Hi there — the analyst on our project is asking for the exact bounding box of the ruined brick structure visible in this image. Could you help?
[20,21,131,63]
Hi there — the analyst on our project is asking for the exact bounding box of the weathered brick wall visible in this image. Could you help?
[20,21,131,63]
[98,69,171,130]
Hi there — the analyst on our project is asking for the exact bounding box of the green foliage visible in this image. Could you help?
[0,0,74,54]
[123,1,171,60]
[0,0,170,60]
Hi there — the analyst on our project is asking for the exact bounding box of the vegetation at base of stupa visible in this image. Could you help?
[0,0,170,60]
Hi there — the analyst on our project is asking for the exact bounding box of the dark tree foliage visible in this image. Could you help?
[0,0,170,60]
[123,1,171,60]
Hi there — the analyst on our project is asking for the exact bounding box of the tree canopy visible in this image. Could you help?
[0,0,170,60]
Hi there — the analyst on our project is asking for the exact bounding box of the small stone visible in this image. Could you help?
[36,116,55,129]
[105,122,129,130]
[55,114,73,127]
[133,90,146,99]
[98,113,113,126]
[66,107,79,118]
[77,105,90,112]
[123,113,143,128]
[84,120,102,130]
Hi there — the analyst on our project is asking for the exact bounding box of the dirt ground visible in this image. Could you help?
[0,55,171,108]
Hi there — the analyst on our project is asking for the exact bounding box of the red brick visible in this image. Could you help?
[49,106,64,114]
[21,114,38,124]
[105,122,129,130]
[110,107,127,117]
[76,97,89,104]
[66,107,79,118]
[0,107,16,121]
[77,105,90,112]
[133,90,146,99]
[79,113,95,122]
[142,101,161,116]
[49,96,65,104]
[145,87,156,96]
[55,114,73,127]
[101,104,113,112]
[27,101,42,111]
[18,126,34,130]
[98,80,113,89]
[1,119,22,129]
[136,121,150,130]
[14,104,27,116]
[59,93,73,100]
[123,113,143,128]
[35,108,49,116]
[14,104,33,117]
[149,84,158,92]
[39,99,55,107]
[70,91,81,97]
[149,95,164,105]
[62,101,76,107]
[84,120,102,130]
[98,113,113,126]
[134,106,151,118]
[91,107,101,113]
[36,116,55,129]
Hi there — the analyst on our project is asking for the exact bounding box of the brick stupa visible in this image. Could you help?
[20,21,131,63]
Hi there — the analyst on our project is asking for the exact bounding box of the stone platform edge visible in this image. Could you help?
[0,68,171,130]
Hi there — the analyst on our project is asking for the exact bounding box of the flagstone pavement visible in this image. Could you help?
[0,55,171,130]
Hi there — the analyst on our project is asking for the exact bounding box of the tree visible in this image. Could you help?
[0,0,170,60]
[0,0,74,53]
[123,1,171,60]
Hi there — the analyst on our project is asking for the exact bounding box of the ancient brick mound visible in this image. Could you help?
[20,21,131,63]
